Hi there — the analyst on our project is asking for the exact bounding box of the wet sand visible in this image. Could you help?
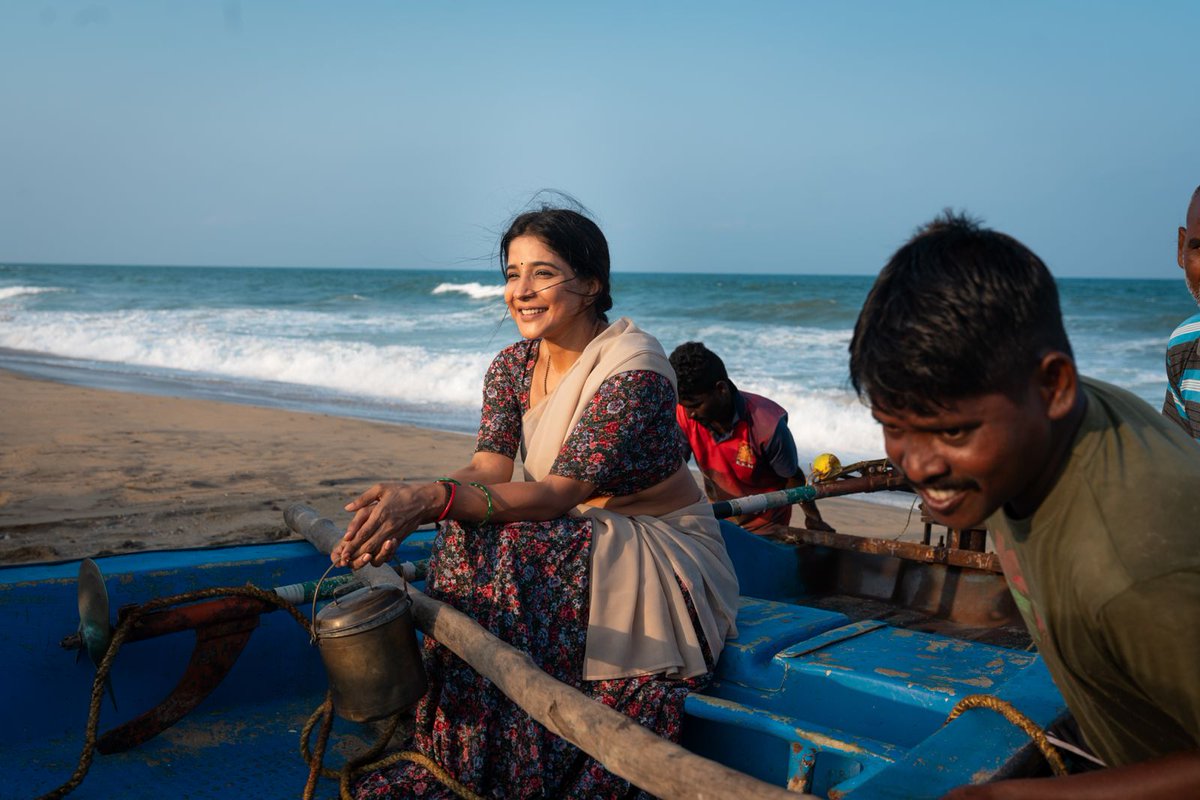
[0,370,917,564]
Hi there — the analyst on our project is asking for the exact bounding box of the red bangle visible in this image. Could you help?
[435,480,457,522]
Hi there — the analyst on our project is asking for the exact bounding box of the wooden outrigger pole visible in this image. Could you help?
[710,463,910,520]
[285,505,815,800]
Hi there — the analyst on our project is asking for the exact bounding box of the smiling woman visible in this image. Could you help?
[334,203,740,799]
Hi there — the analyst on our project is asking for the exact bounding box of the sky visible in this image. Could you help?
[1,1,1197,278]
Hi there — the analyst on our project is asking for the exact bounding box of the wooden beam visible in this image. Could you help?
[286,504,812,800]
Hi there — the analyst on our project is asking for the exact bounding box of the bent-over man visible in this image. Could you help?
[670,341,832,534]
[849,212,1200,799]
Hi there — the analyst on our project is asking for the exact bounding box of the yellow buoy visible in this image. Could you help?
[811,453,842,481]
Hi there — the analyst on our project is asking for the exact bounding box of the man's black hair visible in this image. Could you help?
[849,210,1073,414]
[669,342,729,397]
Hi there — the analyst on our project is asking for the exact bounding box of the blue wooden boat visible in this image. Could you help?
[1,520,1067,799]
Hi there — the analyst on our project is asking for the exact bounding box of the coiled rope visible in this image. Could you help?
[300,693,482,800]
[37,583,478,800]
[943,694,1068,777]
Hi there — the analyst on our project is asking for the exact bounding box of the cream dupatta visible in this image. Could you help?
[521,318,740,680]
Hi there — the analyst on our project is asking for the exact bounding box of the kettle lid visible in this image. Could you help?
[315,584,409,638]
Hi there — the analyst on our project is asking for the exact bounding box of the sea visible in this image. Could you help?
[1,262,1193,481]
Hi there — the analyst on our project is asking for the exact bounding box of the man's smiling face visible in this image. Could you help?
[1180,189,1200,305]
[872,382,1054,530]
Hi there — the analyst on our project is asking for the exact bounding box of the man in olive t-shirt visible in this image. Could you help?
[850,212,1200,798]
[987,377,1200,767]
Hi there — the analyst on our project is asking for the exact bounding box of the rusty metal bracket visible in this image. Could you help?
[769,527,1002,573]
[86,596,275,754]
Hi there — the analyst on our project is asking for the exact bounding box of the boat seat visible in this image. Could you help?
[684,595,1064,797]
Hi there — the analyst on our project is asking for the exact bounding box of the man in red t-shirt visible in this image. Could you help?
[669,341,833,534]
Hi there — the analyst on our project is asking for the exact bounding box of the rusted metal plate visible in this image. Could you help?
[96,612,263,754]
[770,526,1002,573]
[117,595,277,639]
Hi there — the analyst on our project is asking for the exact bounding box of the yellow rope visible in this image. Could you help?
[943,694,1068,777]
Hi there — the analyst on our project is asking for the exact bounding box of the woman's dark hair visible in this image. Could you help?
[670,342,729,397]
[849,210,1073,414]
[499,205,612,320]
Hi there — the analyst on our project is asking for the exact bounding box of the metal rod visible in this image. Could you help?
[710,471,910,519]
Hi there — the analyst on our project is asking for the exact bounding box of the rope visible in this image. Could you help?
[37,584,309,800]
[303,694,336,800]
[896,494,919,540]
[943,694,1068,777]
[374,751,484,800]
[39,583,477,800]
[298,695,483,800]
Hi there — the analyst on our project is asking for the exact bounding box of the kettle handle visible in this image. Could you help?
[310,563,339,644]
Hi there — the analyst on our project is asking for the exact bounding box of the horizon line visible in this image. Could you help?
[1,260,1179,282]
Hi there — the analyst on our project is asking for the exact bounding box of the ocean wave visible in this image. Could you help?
[0,312,494,408]
[432,282,505,300]
[663,321,851,352]
[736,379,887,464]
[0,285,63,302]
[1079,335,1167,356]
[34,305,498,343]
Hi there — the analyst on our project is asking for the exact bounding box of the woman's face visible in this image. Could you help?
[504,235,598,341]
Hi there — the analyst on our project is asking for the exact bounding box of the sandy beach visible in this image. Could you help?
[0,369,917,565]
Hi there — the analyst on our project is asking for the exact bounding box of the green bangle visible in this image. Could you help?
[436,477,461,486]
[469,482,495,526]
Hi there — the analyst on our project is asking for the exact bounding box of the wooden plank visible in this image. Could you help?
[285,504,813,800]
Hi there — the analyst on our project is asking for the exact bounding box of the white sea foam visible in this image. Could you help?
[1127,368,1167,386]
[0,266,1178,438]
[432,282,505,300]
[747,325,852,351]
[738,379,886,465]
[675,322,851,356]
[1100,336,1170,353]
[0,285,63,302]
[84,305,497,341]
[0,310,493,409]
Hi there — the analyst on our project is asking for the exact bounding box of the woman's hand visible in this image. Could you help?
[331,482,439,569]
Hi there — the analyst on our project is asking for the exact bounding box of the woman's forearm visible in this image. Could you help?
[446,465,511,487]
[446,476,593,525]
[444,451,516,488]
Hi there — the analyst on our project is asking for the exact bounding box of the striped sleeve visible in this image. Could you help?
[1163,312,1200,441]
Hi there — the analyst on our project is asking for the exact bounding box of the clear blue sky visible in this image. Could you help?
[2,1,1196,277]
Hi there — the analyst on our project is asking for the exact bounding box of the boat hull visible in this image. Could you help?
[1,527,1065,799]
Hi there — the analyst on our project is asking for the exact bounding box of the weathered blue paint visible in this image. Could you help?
[716,519,809,602]
[682,593,1063,798]
[0,524,1066,799]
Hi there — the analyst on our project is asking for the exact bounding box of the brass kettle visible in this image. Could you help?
[314,583,427,722]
